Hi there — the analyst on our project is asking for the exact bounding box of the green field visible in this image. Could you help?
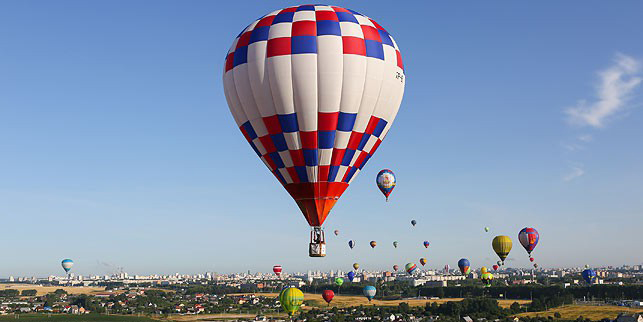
[0,314,156,321]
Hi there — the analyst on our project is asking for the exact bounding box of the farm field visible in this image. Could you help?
[0,314,155,321]
[517,305,643,321]
[0,283,109,295]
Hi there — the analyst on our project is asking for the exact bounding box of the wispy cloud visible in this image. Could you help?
[563,165,585,182]
[565,53,642,128]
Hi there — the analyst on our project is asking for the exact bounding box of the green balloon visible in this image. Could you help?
[485,227,490,232]
[280,287,304,316]
[335,277,344,286]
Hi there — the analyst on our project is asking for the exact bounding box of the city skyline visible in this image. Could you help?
[1,0,642,277]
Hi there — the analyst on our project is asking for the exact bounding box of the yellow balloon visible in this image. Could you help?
[481,266,488,274]
[353,263,360,270]
[492,235,512,263]
[280,287,304,316]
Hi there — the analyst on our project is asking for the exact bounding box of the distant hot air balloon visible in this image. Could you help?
[530,257,535,262]
[485,227,490,233]
[492,235,512,264]
[223,4,406,258]
[353,263,360,271]
[411,220,417,227]
[518,227,539,256]
[481,272,493,287]
[61,259,74,273]
[420,258,427,266]
[347,271,355,282]
[423,241,430,248]
[458,258,471,276]
[335,277,344,286]
[273,265,283,277]
[492,264,499,271]
[481,266,488,274]
[497,260,502,266]
[393,241,398,248]
[533,263,538,268]
[405,263,417,274]
[582,269,597,285]
[322,290,335,305]
[280,287,304,316]
[363,286,377,302]
[393,265,399,272]
[370,241,377,248]
[334,230,339,236]
[376,169,396,201]
[444,264,450,273]
[348,240,355,249]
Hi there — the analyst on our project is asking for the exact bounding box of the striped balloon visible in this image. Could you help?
[61,259,74,273]
[223,5,405,230]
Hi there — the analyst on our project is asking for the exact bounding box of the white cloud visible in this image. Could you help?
[577,134,593,142]
[566,53,642,128]
[563,165,585,182]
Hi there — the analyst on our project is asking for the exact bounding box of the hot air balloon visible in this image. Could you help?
[273,265,283,277]
[533,263,538,268]
[481,266,488,274]
[335,277,344,286]
[458,258,471,276]
[585,264,590,269]
[376,169,396,201]
[492,235,512,264]
[518,227,539,256]
[393,241,398,248]
[370,241,377,248]
[393,265,399,272]
[322,290,335,305]
[334,229,339,236]
[223,5,405,258]
[444,264,450,273]
[61,259,74,273]
[405,263,417,274]
[348,240,355,249]
[423,241,430,248]
[411,220,417,227]
[497,260,502,266]
[363,286,377,302]
[485,227,490,232]
[530,257,535,262]
[481,272,493,287]
[492,264,499,271]
[420,258,427,266]
[582,269,597,285]
[347,271,355,282]
[353,263,360,271]
[280,287,304,316]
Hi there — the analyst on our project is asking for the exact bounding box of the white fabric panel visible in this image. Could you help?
[339,55,366,114]
[355,15,375,27]
[352,58,385,132]
[319,148,333,166]
[292,54,318,132]
[363,135,379,152]
[347,168,361,184]
[383,45,397,66]
[232,63,269,137]
[267,56,295,115]
[317,36,343,113]
[279,150,294,168]
[283,132,301,150]
[306,166,317,182]
[247,41,276,118]
[339,22,364,38]
[268,23,292,39]
[336,166,349,181]
[334,131,351,149]
[293,11,315,22]
[314,5,334,11]
[223,72,247,126]
[278,168,293,184]
[253,139,267,157]
[371,59,399,120]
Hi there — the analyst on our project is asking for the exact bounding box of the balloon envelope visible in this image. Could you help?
[411,220,417,226]
[582,269,597,285]
[223,5,405,229]
[481,266,488,274]
[363,286,377,301]
[405,263,417,274]
[393,241,398,248]
[376,169,396,200]
[393,265,399,271]
[420,258,427,266]
[492,264,499,271]
[348,240,355,249]
[353,263,360,270]
[61,259,74,273]
[370,241,377,248]
[322,290,335,304]
[347,271,355,282]
[458,258,470,276]
[485,227,490,232]
[335,277,344,286]
[334,230,339,236]
[280,287,304,316]
[423,241,430,248]
[273,265,282,277]
[530,257,535,262]
[492,235,512,263]
[518,227,539,255]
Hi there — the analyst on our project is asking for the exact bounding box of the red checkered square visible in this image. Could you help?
[292,21,316,36]
[267,38,292,57]
[342,37,366,56]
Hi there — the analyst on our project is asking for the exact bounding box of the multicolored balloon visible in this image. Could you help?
[393,241,398,248]
[518,227,539,256]
[335,277,344,286]
[492,235,512,264]
[353,263,360,271]
[485,227,490,232]
[582,269,597,285]
[393,265,399,271]
[481,272,493,287]
[322,290,335,305]
[347,271,355,282]
[223,4,405,257]
[405,263,417,274]
[370,241,377,248]
[280,287,304,316]
[61,259,74,273]
[348,240,355,249]
[376,169,396,201]
[334,229,339,236]
[533,263,538,268]
[458,258,470,276]
[420,258,427,266]
[423,241,430,248]
[411,220,417,227]
[363,286,377,302]
[273,265,282,277]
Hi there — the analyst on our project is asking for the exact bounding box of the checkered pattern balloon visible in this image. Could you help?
[223,5,405,227]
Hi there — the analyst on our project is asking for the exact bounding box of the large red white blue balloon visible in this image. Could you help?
[518,227,539,256]
[223,5,405,229]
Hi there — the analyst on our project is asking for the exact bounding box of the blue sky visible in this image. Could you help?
[1,1,642,277]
